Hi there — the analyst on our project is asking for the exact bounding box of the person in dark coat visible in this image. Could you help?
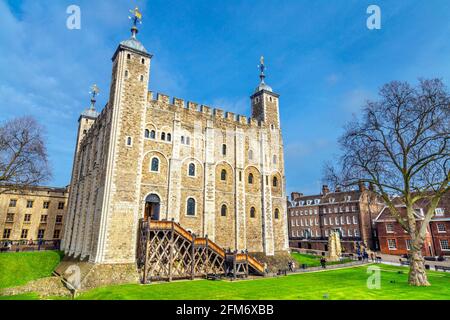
[320,257,327,269]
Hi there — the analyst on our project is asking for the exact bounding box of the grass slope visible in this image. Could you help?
[291,253,351,267]
[77,265,450,300]
[0,251,63,289]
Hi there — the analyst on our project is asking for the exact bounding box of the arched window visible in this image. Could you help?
[187,198,196,216]
[250,207,256,218]
[151,157,159,172]
[248,173,254,184]
[275,208,280,220]
[161,132,166,141]
[188,163,195,177]
[221,169,227,181]
[167,133,172,142]
[144,129,150,138]
[222,144,227,156]
[150,130,156,139]
[273,177,278,187]
[249,150,253,160]
[221,205,227,217]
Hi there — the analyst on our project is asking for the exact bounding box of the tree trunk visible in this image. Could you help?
[408,250,430,286]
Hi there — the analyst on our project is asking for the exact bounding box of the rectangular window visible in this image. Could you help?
[323,218,328,226]
[354,229,360,237]
[37,229,45,239]
[26,200,34,208]
[437,224,446,233]
[347,216,351,225]
[291,220,295,227]
[24,214,32,222]
[21,229,28,239]
[329,217,333,225]
[58,202,65,210]
[3,229,11,239]
[386,223,394,233]
[56,215,63,224]
[348,229,353,237]
[5,213,14,223]
[388,239,397,250]
[53,230,61,239]
[43,202,50,209]
[440,240,449,250]
[325,229,329,237]
[406,239,412,251]
[9,199,17,207]
[335,217,339,225]
[40,215,48,223]
[353,216,358,225]
[340,217,345,225]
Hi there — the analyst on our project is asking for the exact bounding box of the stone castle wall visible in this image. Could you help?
[62,41,289,264]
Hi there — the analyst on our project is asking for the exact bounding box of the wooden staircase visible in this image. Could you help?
[137,219,265,283]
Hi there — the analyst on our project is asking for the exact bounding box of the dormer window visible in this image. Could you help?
[435,208,444,216]
[315,199,320,205]
[307,200,312,205]
[330,198,335,203]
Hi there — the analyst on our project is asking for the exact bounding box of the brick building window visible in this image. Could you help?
[406,239,412,251]
[186,198,196,216]
[27,200,34,208]
[386,223,394,233]
[437,224,446,233]
[40,215,48,223]
[53,230,61,239]
[43,202,50,209]
[9,199,17,207]
[440,240,449,251]
[37,229,45,239]
[58,202,65,210]
[387,239,397,250]
[5,213,14,223]
[3,229,11,239]
[354,229,360,237]
[56,215,63,224]
[24,214,32,223]
[221,205,227,217]
[435,208,444,216]
[353,216,358,225]
[21,229,28,239]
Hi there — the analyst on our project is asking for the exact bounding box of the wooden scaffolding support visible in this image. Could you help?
[137,219,265,284]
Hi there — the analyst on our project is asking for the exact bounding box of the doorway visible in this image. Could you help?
[144,194,161,221]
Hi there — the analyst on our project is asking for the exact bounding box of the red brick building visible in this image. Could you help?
[288,184,384,253]
[375,192,450,257]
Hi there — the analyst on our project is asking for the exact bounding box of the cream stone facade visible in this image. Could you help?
[62,24,288,264]
[0,186,69,244]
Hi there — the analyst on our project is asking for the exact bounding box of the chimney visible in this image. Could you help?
[291,192,304,202]
[322,185,330,195]
[358,181,366,192]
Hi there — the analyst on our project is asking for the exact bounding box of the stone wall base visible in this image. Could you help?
[54,257,140,292]
[250,251,292,273]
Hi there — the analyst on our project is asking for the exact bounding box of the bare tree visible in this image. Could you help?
[325,79,449,286]
[0,116,51,193]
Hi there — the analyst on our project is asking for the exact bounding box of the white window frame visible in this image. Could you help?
[387,239,397,250]
[440,239,449,251]
[435,208,444,216]
[437,224,446,233]
[386,223,394,234]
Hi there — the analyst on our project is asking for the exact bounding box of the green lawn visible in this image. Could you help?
[0,251,63,289]
[291,253,352,267]
[76,265,450,300]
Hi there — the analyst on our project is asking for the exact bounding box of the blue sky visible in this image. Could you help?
[1,0,450,195]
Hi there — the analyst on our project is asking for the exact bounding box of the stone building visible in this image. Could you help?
[375,192,450,257]
[62,19,288,265]
[288,184,383,253]
[0,186,69,246]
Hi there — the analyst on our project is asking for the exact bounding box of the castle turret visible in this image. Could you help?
[250,57,280,129]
